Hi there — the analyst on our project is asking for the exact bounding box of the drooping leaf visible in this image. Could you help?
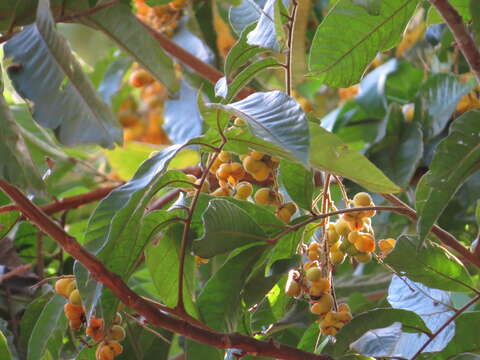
[278,161,313,210]
[309,122,401,193]
[145,221,198,317]
[75,145,188,325]
[215,57,282,102]
[415,73,475,139]
[193,199,268,258]
[81,1,178,93]
[247,0,286,52]
[197,245,267,331]
[368,104,423,188]
[384,60,424,104]
[387,276,455,358]
[324,308,430,356]
[385,235,473,292]
[229,0,266,35]
[4,0,122,148]
[27,294,67,360]
[209,91,310,165]
[164,80,203,144]
[416,110,480,244]
[309,0,418,87]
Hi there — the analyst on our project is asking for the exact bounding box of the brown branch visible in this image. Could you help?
[0,185,117,215]
[381,193,480,268]
[0,179,332,360]
[411,293,480,360]
[429,0,480,82]
[285,0,299,96]
[0,264,32,284]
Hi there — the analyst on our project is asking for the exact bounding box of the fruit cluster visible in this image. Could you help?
[284,192,397,337]
[135,0,187,36]
[54,278,126,360]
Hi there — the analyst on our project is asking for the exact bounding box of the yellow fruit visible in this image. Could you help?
[54,278,75,298]
[355,252,372,263]
[320,326,338,336]
[283,202,297,215]
[242,156,263,173]
[129,69,154,88]
[329,250,346,265]
[334,219,351,236]
[210,187,230,197]
[285,272,301,297]
[353,192,373,207]
[250,151,265,160]
[234,118,246,127]
[353,234,375,253]
[310,293,334,313]
[251,163,270,181]
[347,231,363,244]
[308,242,320,252]
[276,206,292,223]
[218,151,230,163]
[234,181,253,200]
[69,289,82,306]
[379,238,396,256]
[327,223,340,245]
[96,344,115,360]
[305,267,322,282]
[254,188,274,205]
[209,158,223,174]
[335,311,353,323]
[108,325,126,341]
[338,303,351,313]
[113,313,122,325]
[216,163,232,180]
[87,317,105,342]
[307,250,320,261]
[310,278,330,295]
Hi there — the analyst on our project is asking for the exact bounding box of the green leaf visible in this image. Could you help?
[247,0,285,52]
[436,311,480,358]
[279,161,314,210]
[325,308,430,356]
[0,330,12,360]
[427,0,471,25]
[215,58,282,102]
[80,1,178,93]
[472,0,480,45]
[209,91,310,165]
[229,0,265,35]
[224,23,264,78]
[0,72,43,191]
[75,145,188,324]
[309,0,418,87]
[197,245,267,331]
[415,73,475,139]
[0,210,20,241]
[19,293,52,356]
[27,294,67,360]
[297,323,320,353]
[145,221,198,317]
[4,0,122,148]
[385,235,474,292]
[368,104,423,188]
[352,0,381,15]
[145,0,170,5]
[193,199,268,258]
[416,110,480,244]
[309,123,401,193]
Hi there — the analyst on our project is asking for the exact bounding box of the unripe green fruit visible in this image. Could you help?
[69,289,82,306]
[329,250,346,265]
[334,219,350,236]
[339,240,360,256]
[353,192,373,207]
[306,267,322,282]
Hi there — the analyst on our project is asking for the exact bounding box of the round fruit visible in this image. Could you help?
[320,326,338,336]
[338,303,351,313]
[310,278,330,295]
[250,151,264,161]
[335,311,353,323]
[69,289,82,306]
[347,231,363,244]
[96,344,115,360]
[234,182,253,200]
[355,252,372,263]
[54,278,74,298]
[218,151,230,163]
[379,238,396,256]
[327,223,340,245]
[64,303,84,320]
[210,187,230,197]
[334,219,350,236]
[242,156,263,173]
[254,188,272,205]
[69,318,82,331]
[285,277,301,297]
[329,250,346,265]
[129,70,154,88]
[216,163,232,180]
[108,325,126,341]
[250,162,270,181]
[311,293,334,314]
[353,192,373,207]
[107,340,123,356]
[306,267,322,282]
[276,207,292,223]
[283,202,297,215]
[353,234,375,252]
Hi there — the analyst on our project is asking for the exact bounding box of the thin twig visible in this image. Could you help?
[0,264,32,284]
[124,312,171,344]
[429,0,480,83]
[284,0,299,96]
[410,294,480,360]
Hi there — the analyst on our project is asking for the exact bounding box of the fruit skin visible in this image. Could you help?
[275,206,292,223]
[69,289,82,306]
[242,156,263,173]
[87,317,105,342]
[218,151,230,163]
[355,252,372,263]
[353,234,375,253]
[285,270,301,297]
[194,178,210,193]
[250,162,270,181]
[379,238,396,256]
[250,151,264,160]
[96,344,115,360]
[210,187,230,197]
[334,219,351,236]
[107,325,126,341]
[338,303,351,313]
[305,267,322,282]
[329,249,346,265]
[327,223,340,245]
[234,181,253,200]
[55,278,75,298]
[309,278,330,296]
[310,293,334,314]
[353,192,373,207]
[129,69,154,88]
[254,188,272,205]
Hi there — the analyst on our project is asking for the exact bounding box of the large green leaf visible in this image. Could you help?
[209,91,310,164]
[416,110,480,244]
[385,235,473,292]
[415,74,475,139]
[193,199,268,258]
[145,221,198,317]
[309,123,401,193]
[279,161,313,211]
[434,312,480,358]
[309,0,418,87]
[197,245,267,331]
[0,330,12,360]
[324,308,430,356]
[27,294,67,360]
[368,104,423,188]
[427,0,471,25]
[4,0,122,148]
[74,145,188,324]
[81,1,178,93]
[19,293,52,356]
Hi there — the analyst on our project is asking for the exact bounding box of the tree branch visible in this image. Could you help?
[381,193,480,268]
[429,0,480,82]
[0,179,332,360]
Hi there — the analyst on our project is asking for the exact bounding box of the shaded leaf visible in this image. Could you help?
[309,123,400,193]
[172,21,215,66]
[385,235,473,292]
[197,245,267,331]
[352,0,381,15]
[247,0,286,52]
[325,308,430,356]
[27,294,67,360]
[121,319,172,360]
[209,91,310,164]
[5,0,122,148]
[279,161,314,210]
[427,0,471,25]
[349,322,403,358]
[0,330,12,360]
[416,110,480,243]
[81,1,178,92]
[193,199,268,258]
[436,311,480,358]
[229,0,266,35]
[309,0,417,87]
